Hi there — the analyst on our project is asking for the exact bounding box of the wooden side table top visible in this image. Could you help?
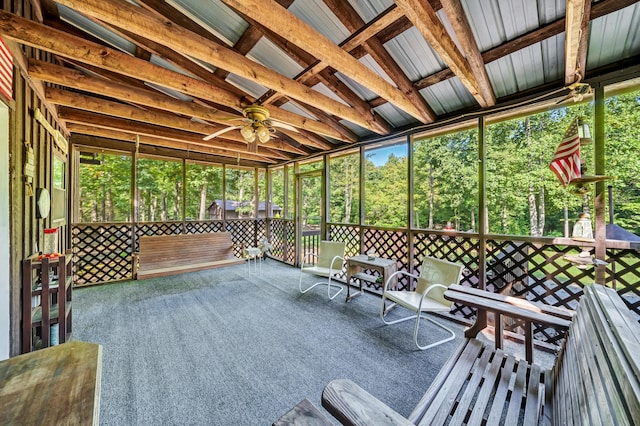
[0,341,102,425]
[347,255,397,269]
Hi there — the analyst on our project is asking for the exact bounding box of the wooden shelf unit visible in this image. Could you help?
[22,251,73,354]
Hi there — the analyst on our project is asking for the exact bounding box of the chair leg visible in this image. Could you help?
[299,273,343,300]
[413,315,455,350]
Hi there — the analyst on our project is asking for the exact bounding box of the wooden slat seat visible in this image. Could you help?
[320,284,640,425]
[135,232,245,279]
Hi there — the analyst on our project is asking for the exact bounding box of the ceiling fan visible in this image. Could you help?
[203,104,297,152]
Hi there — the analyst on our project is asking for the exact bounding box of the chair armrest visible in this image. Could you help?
[418,283,449,309]
[329,255,345,273]
[383,270,418,292]
[322,379,413,426]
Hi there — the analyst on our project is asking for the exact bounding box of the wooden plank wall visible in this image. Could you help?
[3,0,70,356]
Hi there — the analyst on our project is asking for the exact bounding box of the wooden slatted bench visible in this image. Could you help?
[321,284,640,425]
[134,232,245,279]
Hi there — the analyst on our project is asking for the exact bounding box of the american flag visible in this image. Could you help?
[0,37,13,100]
[549,118,581,187]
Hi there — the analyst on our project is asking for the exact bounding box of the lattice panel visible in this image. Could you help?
[283,220,296,264]
[185,220,225,234]
[226,219,256,257]
[255,218,267,244]
[268,219,286,261]
[606,248,640,321]
[484,239,593,345]
[72,224,133,285]
[135,222,183,252]
[328,224,361,257]
[413,232,480,288]
[359,228,408,292]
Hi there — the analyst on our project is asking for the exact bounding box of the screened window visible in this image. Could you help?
[605,80,640,235]
[270,167,284,218]
[329,150,359,224]
[413,127,478,231]
[485,104,593,236]
[185,162,222,220]
[78,151,131,222]
[225,167,256,219]
[364,141,408,227]
[136,157,182,222]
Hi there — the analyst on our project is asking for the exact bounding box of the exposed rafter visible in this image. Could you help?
[565,0,592,85]
[222,0,433,123]
[395,0,490,108]
[53,0,378,135]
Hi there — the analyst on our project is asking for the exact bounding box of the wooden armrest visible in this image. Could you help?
[322,379,412,426]
[447,284,575,320]
[444,289,571,329]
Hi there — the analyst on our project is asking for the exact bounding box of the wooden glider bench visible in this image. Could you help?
[134,232,245,279]
[321,284,640,425]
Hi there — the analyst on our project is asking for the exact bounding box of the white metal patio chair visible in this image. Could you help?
[298,241,345,300]
[381,256,464,350]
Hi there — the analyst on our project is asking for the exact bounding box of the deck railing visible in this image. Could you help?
[72,219,640,345]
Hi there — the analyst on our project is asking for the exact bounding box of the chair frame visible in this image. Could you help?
[298,250,344,300]
[380,258,462,350]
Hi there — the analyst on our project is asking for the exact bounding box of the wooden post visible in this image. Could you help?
[594,85,606,284]
[477,116,488,328]
[407,134,415,275]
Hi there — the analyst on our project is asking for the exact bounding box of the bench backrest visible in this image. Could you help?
[549,284,640,425]
[138,232,237,272]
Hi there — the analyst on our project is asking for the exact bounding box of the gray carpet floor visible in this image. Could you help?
[72,259,466,425]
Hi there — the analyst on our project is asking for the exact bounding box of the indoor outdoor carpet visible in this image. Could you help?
[72,259,464,425]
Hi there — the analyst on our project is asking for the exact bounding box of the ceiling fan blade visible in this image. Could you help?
[203,126,241,141]
[270,120,299,132]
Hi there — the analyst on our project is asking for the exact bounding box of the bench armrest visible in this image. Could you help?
[322,379,413,426]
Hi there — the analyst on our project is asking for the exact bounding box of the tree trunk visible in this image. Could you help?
[199,182,207,220]
[428,162,434,229]
[174,181,180,220]
[538,187,545,235]
[343,162,353,222]
[528,186,539,236]
[471,209,475,232]
[106,188,113,222]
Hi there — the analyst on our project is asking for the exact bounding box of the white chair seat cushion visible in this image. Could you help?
[385,290,450,312]
[301,265,339,277]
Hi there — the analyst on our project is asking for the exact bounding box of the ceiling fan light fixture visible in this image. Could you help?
[256,125,270,143]
[240,124,254,140]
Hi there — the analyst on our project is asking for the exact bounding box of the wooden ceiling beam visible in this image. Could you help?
[440,0,496,106]
[0,11,349,142]
[53,0,374,136]
[45,87,224,135]
[28,61,322,152]
[565,0,592,85]
[222,0,431,123]
[323,0,436,122]
[395,0,488,108]
[227,12,387,136]
[71,132,269,167]
[69,125,285,163]
[59,108,281,162]
[47,89,303,156]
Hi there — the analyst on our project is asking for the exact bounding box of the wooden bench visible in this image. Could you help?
[134,232,245,279]
[321,284,640,425]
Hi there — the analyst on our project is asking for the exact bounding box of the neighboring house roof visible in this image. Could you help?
[207,200,281,211]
